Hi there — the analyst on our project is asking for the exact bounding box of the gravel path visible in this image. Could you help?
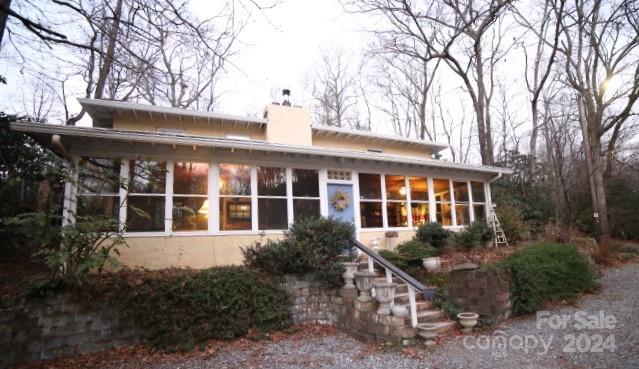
[138,263,639,369]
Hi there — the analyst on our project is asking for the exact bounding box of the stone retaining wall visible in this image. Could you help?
[446,265,511,322]
[280,275,415,345]
[0,294,138,369]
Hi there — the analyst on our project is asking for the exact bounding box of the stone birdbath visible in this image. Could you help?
[354,271,377,302]
[457,312,479,333]
[342,262,360,289]
[373,281,396,315]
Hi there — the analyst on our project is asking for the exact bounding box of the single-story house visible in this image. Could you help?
[11,98,512,269]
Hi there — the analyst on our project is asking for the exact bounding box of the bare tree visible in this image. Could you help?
[556,0,639,244]
[309,47,361,128]
[514,0,565,181]
[349,0,516,165]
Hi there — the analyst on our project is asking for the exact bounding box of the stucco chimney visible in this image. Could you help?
[264,92,312,146]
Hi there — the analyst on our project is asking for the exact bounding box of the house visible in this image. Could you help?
[11,97,512,269]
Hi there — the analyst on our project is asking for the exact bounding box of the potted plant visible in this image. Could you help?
[391,304,409,318]
[417,323,439,346]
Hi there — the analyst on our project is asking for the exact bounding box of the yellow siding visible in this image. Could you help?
[312,136,432,159]
[113,114,266,140]
[359,230,416,251]
[118,234,283,270]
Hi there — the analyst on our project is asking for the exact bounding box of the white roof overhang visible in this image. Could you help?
[11,122,513,177]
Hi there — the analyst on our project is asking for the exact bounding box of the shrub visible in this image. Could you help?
[90,266,291,352]
[415,222,451,249]
[379,240,437,283]
[243,217,355,288]
[453,221,494,250]
[494,201,528,242]
[499,243,597,315]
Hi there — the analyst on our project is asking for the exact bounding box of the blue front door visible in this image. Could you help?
[327,183,355,224]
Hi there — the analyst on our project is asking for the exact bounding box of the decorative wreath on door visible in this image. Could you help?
[331,190,350,211]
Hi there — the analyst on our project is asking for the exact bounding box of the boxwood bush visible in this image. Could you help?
[242,217,355,288]
[379,240,437,284]
[415,222,451,249]
[498,243,598,315]
[86,266,291,352]
[453,221,494,250]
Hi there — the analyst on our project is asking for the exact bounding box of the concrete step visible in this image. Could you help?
[411,310,446,323]
[419,321,457,334]
[415,301,432,311]
[394,292,425,304]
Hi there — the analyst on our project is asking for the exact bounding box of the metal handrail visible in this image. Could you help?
[353,240,427,293]
[353,240,429,328]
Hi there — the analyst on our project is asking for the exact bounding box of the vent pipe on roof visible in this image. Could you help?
[282,89,291,106]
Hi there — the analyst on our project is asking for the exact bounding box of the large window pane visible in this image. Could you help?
[473,205,486,221]
[471,182,485,203]
[456,205,470,226]
[219,164,251,196]
[453,181,469,202]
[292,169,319,197]
[411,203,430,225]
[77,195,120,220]
[174,162,208,195]
[360,202,383,228]
[126,196,165,232]
[433,179,450,202]
[359,173,381,199]
[78,157,121,194]
[219,197,251,230]
[293,199,320,220]
[258,198,287,230]
[387,202,408,227]
[172,197,207,231]
[385,175,406,200]
[409,177,429,201]
[129,161,166,194]
[436,202,452,226]
[258,167,287,196]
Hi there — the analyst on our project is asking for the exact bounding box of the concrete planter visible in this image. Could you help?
[391,304,409,318]
[341,262,360,289]
[417,323,439,346]
[457,312,479,333]
[422,257,441,272]
[354,271,377,302]
[373,282,396,315]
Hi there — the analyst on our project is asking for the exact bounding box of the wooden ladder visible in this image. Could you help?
[490,206,509,247]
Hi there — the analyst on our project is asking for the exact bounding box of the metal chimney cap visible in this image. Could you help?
[282,89,291,96]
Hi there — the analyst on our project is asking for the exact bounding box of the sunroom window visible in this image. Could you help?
[453,181,470,226]
[127,160,166,232]
[385,175,408,227]
[292,169,320,220]
[471,181,487,221]
[433,178,452,226]
[359,173,383,228]
[172,162,208,231]
[409,177,429,225]
[219,164,252,231]
[76,157,121,227]
[258,166,288,230]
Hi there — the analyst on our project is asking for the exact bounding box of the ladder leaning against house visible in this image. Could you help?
[489,205,509,247]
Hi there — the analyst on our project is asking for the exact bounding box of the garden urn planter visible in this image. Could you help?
[341,262,360,289]
[354,271,377,302]
[457,312,479,333]
[373,281,396,315]
[417,323,439,346]
[391,304,409,318]
[423,257,441,273]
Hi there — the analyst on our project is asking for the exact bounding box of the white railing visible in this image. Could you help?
[354,240,427,328]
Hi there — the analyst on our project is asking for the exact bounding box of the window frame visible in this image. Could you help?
[257,166,289,231]
[218,163,254,232]
[171,161,209,233]
[124,159,169,234]
[291,168,321,224]
[384,174,409,228]
[75,156,122,228]
[358,172,384,229]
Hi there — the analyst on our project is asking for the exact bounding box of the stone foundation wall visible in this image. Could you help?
[0,294,138,369]
[446,266,511,322]
[280,275,415,345]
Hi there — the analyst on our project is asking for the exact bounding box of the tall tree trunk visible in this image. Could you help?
[0,0,11,49]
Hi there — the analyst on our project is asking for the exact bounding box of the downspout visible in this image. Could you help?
[51,134,72,160]
[487,171,503,215]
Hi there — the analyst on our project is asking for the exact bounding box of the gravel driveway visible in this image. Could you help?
[109,263,638,369]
